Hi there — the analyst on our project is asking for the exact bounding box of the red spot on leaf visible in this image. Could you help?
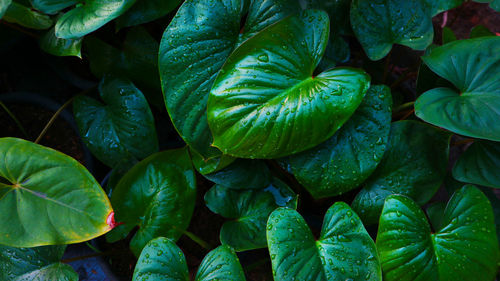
[106,212,123,230]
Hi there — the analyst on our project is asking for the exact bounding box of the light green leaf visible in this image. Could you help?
[159,0,301,160]
[415,37,500,141]
[0,0,12,19]
[3,2,52,30]
[116,0,182,29]
[30,0,78,15]
[377,185,499,281]
[208,10,370,158]
[74,77,158,168]
[453,140,500,189]
[39,27,82,58]
[205,178,297,251]
[267,203,381,281]
[352,121,450,225]
[110,148,196,256]
[13,263,77,281]
[283,85,392,198]
[0,138,113,247]
[55,0,136,39]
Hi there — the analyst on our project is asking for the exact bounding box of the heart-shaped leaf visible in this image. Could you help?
[352,120,450,225]
[208,10,370,159]
[377,185,499,281]
[415,37,500,141]
[133,237,246,281]
[453,140,500,189]
[30,0,78,15]
[159,0,301,159]
[74,76,158,168]
[0,0,11,19]
[55,0,136,39]
[109,148,196,256]
[205,178,297,251]
[40,27,82,58]
[3,2,52,30]
[0,138,113,247]
[282,85,392,198]
[116,0,182,29]
[203,158,271,190]
[267,203,381,281]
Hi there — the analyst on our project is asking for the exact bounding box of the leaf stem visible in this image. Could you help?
[393,101,415,113]
[181,229,212,250]
[0,100,29,138]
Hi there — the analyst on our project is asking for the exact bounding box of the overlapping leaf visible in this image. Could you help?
[40,27,82,58]
[30,0,77,15]
[3,2,52,30]
[116,0,182,29]
[453,140,500,188]
[0,0,11,19]
[203,158,271,189]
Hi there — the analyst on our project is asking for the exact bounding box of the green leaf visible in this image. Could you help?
[0,0,12,19]
[205,178,297,251]
[188,147,235,175]
[426,0,463,15]
[116,0,182,29]
[133,237,246,281]
[442,27,457,44]
[74,77,158,168]
[352,121,450,225]
[39,27,82,58]
[30,0,78,15]
[0,138,113,247]
[469,25,494,38]
[208,10,370,158]
[425,201,446,231]
[350,0,434,60]
[283,85,392,198]
[13,263,78,281]
[159,0,301,160]
[453,140,500,188]
[110,148,196,256]
[377,185,499,281]
[3,2,52,30]
[415,37,500,141]
[203,158,271,190]
[55,0,135,39]
[267,203,381,280]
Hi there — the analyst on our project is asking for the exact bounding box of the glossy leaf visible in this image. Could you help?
[116,0,182,29]
[74,77,158,168]
[3,2,52,30]
[267,203,381,281]
[352,121,450,225]
[415,37,500,141]
[377,185,499,281]
[283,85,392,198]
[13,263,78,281]
[55,0,135,39]
[159,0,301,159]
[453,140,500,188]
[203,158,271,190]
[110,148,196,256]
[30,0,78,14]
[39,27,82,58]
[0,0,11,19]
[195,245,246,281]
[0,138,113,247]
[205,178,297,251]
[208,10,370,158]
[350,0,434,60]
[189,147,235,176]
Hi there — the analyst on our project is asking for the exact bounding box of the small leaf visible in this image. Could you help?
[469,25,494,38]
[442,27,457,44]
[110,148,196,256]
[39,27,82,58]
[377,185,499,281]
[415,37,500,141]
[0,138,113,247]
[208,10,370,158]
[267,203,381,281]
[30,0,78,15]
[453,140,500,188]
[352,121,450,225]
[116,0,182,29]
[3,2,52,30]
[283,85,392,198]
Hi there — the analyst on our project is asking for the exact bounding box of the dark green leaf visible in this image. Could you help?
[55,0,136,39]
[442,27,457,44]
[159,0,301,159]
[110,148,196,256]
[30,0,77,14]
[188,147,235,176]
[415,37,500,141]
[283,85,392,198]
[205,178,297,251]
[13,263,77,281]
[39,27,82,58]
[267,203,381,281]
[469,25,494,38]
[426,201,446,231]
[3,2,52,30]
[116,0,182,29]
[453,140,500,189]
[208,10,370,158]
[203,158,271,190]
[0,138,113,247]
[377,185,499,281]
[74,77,158,168]
[352,121,450,225]
[0,0,12,19]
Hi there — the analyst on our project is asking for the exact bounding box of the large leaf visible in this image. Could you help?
[453,140,500,189]
[267,203,381,281]
[30,0,78,14]
[159,0,301,160]
[203,158,271,190]
[0,0,12,19]
[3,2,52,30]
[352,121,450,225]
[109,148,196,256]
[415,37,500,141]
[283,85,392,198]
[74,77,158,168]
[205,178,297,251]
[133,237,246,281]
[0,138,113,247]
[13,263,77,281]
[55,0,136,39]
[208,10,370,158]
[39,26,82,58]
[116,0,182,29]
[377,185,499,281]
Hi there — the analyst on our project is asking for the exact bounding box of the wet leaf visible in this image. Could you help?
[30,0,78,15]
[3,2,52,29]
[116,0,182,29]
[453,140,500,189]
[203,158,271,189]
[39,27,82,58]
